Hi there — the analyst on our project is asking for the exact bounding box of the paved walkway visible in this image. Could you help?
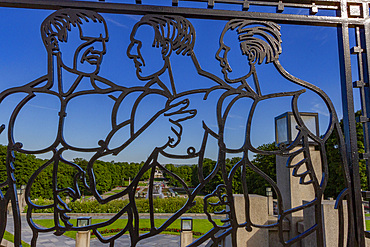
[5,215,210,247]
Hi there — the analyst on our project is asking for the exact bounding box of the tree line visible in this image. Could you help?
[0,148,151,199]
[0,111,367,199]
[164,109,368,199]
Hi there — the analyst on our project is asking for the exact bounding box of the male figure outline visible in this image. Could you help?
[85,15,234,246]
[200,19,352,246]
[0,9,192,247]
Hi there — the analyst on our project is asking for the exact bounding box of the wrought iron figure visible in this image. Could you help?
[0,9,354,247]
[85,14,232,246]
[0,9,115,246]
[0,0,368,246]
[0,9,194,247]
[200,19,352,246]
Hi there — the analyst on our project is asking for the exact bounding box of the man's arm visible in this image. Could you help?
[104,90,196,156]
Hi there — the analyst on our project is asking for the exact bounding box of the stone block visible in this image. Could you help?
[180,231,193,247]
[277,146,322,245]
[75,231,91,247]
[233,194,269,247]
[268,216,289,247]
[302,200,348,246]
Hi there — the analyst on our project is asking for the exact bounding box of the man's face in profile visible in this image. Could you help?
[216,29,252,83]
[127,24,167,80]
[58,20,108,75]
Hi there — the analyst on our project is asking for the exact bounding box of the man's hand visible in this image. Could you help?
[162,98,196,148]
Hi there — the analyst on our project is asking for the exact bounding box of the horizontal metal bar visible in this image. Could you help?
[181,0,340,9]
[0,0,368,26]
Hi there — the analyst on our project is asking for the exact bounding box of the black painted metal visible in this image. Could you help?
[0,1,368,246]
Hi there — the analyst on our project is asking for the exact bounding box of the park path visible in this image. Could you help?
[5,215,210,247]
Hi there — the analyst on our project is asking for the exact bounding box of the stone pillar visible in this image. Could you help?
[180,231,193,247]
[17,191,25,213]
[276,146,322,245]
[267,192,274,216]
[302,199,370,246]
[228,194,269,247]
[75,231,91,247]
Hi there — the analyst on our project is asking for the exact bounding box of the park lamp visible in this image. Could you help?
[77,216,92,227]
[181,217,193,231]
[275,112,319,146]
[266,187,273,197]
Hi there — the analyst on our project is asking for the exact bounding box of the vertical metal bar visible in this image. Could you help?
[337,1,365,245]
[6,149,21,247]
[360,4,370,241]
[360,2,370,203]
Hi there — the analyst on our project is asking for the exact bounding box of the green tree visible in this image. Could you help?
[248,143,278,195]
[325,110,367,198]
[164,164,194,187]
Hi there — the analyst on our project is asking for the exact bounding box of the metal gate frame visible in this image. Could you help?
[0,0,369,246]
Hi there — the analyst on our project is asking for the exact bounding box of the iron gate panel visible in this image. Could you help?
[0,0,368,246]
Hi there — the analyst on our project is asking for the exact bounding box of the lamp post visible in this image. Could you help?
[275,112,321,245]
[77,217,91,227]
[275,112,319,146]
[180,217,193,247]
[76,217,92,247]
[266,187,273,215]
[16,186,26,212]
[20,185,26,210]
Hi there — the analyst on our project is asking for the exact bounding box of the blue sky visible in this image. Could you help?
[0,4,362,164]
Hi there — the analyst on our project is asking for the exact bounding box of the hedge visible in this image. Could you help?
[25,197,225,214]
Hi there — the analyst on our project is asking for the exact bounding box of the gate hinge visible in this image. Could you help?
[350,46,364,54]
[356,115,369,123]
[361,191,370,199]
[353,80,368,88]
[359,152,370,160]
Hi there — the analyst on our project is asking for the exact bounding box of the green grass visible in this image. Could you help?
[104,192,116,196]
[2,231,31,247]
[33,218,221,239]
[112,189,123,193]
[122,181,130,186]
